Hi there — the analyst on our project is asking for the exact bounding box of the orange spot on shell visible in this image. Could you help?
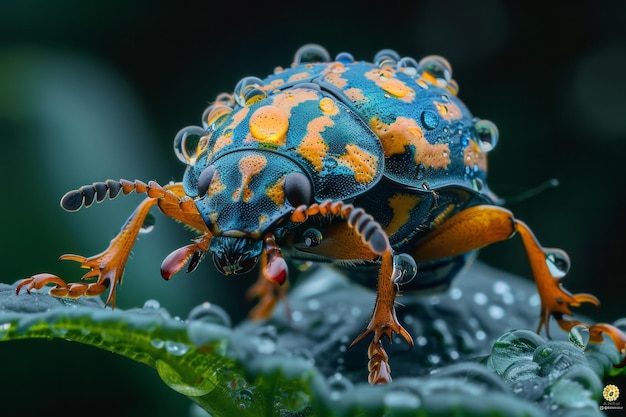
[297,116,332,171]
[344,87,367,102]
[288,72,312,82]
[380,78,410,98]
[370,116,451,169]
[249,105,289,144]
[365,69,415,103]
[266,175,286,207]
[319,97,339,115]
[206,107,249,160]
[208,169,226,197]
[233,154,267,202]
[434,101,463,120]
[337,143,378,184]
[463,140,487,171]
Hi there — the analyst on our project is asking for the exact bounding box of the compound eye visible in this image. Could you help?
[303,228,322,247]
[284,172,312,208]
[197,165,215,198]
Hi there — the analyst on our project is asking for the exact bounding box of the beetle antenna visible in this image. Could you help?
[500,178,560,204]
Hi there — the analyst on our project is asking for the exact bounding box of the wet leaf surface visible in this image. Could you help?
[1,262,624,417]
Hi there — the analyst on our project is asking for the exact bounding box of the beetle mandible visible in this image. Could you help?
[17,44,626,384]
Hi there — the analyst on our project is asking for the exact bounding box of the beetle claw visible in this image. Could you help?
[161,235,209,280]
[16,272,110,300]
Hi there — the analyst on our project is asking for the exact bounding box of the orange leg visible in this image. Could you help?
[290,200,414,384]
[414,204,626,364]
[16,179,208,308]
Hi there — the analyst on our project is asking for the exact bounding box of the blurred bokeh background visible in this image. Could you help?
[1,0,624,415]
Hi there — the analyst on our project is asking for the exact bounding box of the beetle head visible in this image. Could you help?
[188,150,312,276]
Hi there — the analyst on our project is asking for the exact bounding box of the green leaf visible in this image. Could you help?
[1,263,624,417]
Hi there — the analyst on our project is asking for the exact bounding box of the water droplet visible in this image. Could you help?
[475,330,487,341]
[327,372,353,400]
[383,390,421,409]
[155,359,215,396]
[488,305,505,320]
[204,103,233,130]
[237,388,254,408]
[396,57,419,76]
[143,299,161,310]
[420,110,439,130]
[335,51,354,64]
[392,253,417,285]
[449,287,463,300]
[416,162,426,180]
[502,359,541,382]
[254,325,278,355]
[187,302,232,328]
[545,249,570,278]
[427,354,441,365]
[293,44,330,64]
[165,340,190,356]
[307,299,320,311]
[278,389,310,413]
[473,119,499,152]
[492,280,510,295]
[249,105,289,143]
[151,338,165,349]
[473,292,488,305]
[568,325,590,350]
[418,55,452,86]
[380,78,411,98]
[373,49,400,67]
[291,310,303,322]
[291,347,315,366]
[140,213,155,234]
[173,125,208,165]
[51,326,68,336]
[233,76,266,107]
[0,322,11,338]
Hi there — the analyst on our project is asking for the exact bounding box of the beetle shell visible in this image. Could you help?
[175,44,500,290]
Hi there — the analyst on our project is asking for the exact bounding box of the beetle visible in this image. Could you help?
[17,44,626,384]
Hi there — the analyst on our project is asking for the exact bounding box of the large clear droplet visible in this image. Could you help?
[396,57,420,76]
[568,325,590,350]
[473,119,499,152]
[418,55,452,85]
[187,301,232,328]
[545,249,570,278]
[393,253,417,286]
[155,359,215,396]
[293,44,330,64]
[334,51,354,64]
[173,125,208,165]
[233,76,265,107]
[374,49,401,67]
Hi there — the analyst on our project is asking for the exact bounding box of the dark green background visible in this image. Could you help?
[1,1,624,415]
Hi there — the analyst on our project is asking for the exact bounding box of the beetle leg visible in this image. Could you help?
[414,205,626,355]
[16,180,206,308]
[15,273,109,299]
[246,233,291,319]
[291,200,414,384]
